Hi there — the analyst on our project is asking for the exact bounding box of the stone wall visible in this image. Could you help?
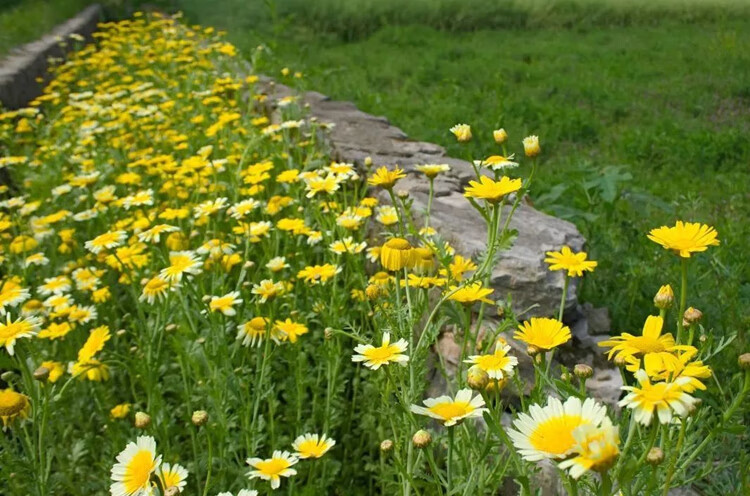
[0,4,102,110]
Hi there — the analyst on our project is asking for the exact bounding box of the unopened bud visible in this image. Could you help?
[324,328,334,340]
[614,355,627,368]
[243,261,254,269]
[739,353,750,370]
[560,369,571,382]
[364,156,373,168]
[380,439,394,452]
[396,189,409,199]
[467,366,489,391]
[165,323,177,332]
[573,364,594,380]
[192,410,208,427]
[117,329,127,336]
[653,284,674,310]
[0,371,14,382]
[526,345,540,357]
[134,412,151,429]
[683,307,703,326]
[493,128,508,144]
[486,377,509,393]
[33,366,50,382]
[201,295,211,302]
[412,430,432,449]
[646,447,664,466]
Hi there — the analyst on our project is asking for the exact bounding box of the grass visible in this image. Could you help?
[171,1,750,344]
[0,0,96,57]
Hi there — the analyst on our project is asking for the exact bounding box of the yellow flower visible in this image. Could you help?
[352,332,409,370]
[110,403,131,419]
[411,388,486,427]
[110,436,162,496]
[446,282,494,305]
[653,284,674,309]
[463,176,522,204]
[209,291,243,316]
[367,166,406,189]
[0,314,41,355]
[544,246,598,277]
[379,238,413,271]
[415,163,451,179]
[598,315,691,372]
[297,264,340,285]
[246,450,298,490]
[274,319,308,343]
[619,370,697,425]
[84,230,126,254]
[41,360,65,383]
[72,359,110,381]
[481,155,518,171]
[449,255,477,281]
[644,348,712,393]
[508,396,608,461]
[465,341,518,380]
[292,433,336,459]
[158,463,189,494]
[558,418,620,479]
[647,221,719,258]
[252,279,285,303]
[523,135,540,157]
[237,317,277,347]
[514,317,571,351]
[0,388,31,427]
[78,325,111,362]
[140,276,172,304]
[161,251,202,282]
[449,123,472,142]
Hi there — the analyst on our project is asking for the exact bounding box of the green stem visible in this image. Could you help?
[662,418,688,496]
[201,433,213,496]
[600,471,612,496]
[676,258,688,343]
[447,427,455,492]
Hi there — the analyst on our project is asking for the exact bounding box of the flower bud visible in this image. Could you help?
[380,439,394,453]
[165,323,177,332]
[486,377,509,393]
[412,430,432,449]
[646,447,664,466]
[526,345,540,357]
[449,124,472,143]
[683,307,703,327]
[324,327,334,340]
[164,487,180,496]
[653,284,674,310]
[396,189,409,199]
[522,135,540,158]
[573,364,594,380]
[560,369,571,382]
[192,410,208,427]
[467,365,489,391]
[613,355,627,368]
[33,366,50,383]
[134,412,151,429]
[1,371,14,382]
[493,128,508,144]
[364,156,373,168]
[738,353,750,370]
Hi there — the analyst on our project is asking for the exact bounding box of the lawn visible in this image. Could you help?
[176,0,750,340]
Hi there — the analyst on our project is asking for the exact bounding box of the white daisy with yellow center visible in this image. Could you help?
[157,462,188,493]
[558,417,620,479]
[619,369,696,425]
[292,433,336,459]
[209,291,243,316]
[160,251,202,283]
[508,396,608,461]
[246,450,298,490]
[110,435,162,496]
[410,388,487,427]
[351,332,409,370]
[465,341,518,380]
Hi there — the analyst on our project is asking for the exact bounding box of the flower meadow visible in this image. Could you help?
[0,13,748,496]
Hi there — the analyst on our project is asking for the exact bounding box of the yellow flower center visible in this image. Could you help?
[0,390,27,416]
[630,336,667,354]
[256,457,291,476]
[428,401,473,421]
[384,238,412,251]
[363,345,399,363]
[297,440,327,458]
[0,321,29,339]
[529,414,586,455]
[123,449,155,493]
[474,353,510,371]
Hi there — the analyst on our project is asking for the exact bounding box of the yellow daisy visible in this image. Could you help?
[209,291,243,316]
[351,332,409,370]
[0,314,41,355]
[410,388,487,427]
[514,317,571,352]
[110,436,162,496]
[647,221,719,258]
[558,417,620,479]
[446,282,494,305]
[544,246,597,277]
[463,176,522,204]
[292,433,336,459]
[367,166,406,189]
[0,388,31,427]
[465,341,518,380]
[619,370,697,425]
[508,396,608,461]
[246,450,298,490]
[274,319,309,343]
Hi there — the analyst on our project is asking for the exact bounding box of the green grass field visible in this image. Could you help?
[171,0,750,341]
